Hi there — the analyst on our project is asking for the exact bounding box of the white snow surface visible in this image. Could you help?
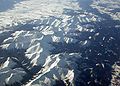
[0,0,119,86]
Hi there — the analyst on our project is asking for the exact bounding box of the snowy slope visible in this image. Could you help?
[0,0,120,86]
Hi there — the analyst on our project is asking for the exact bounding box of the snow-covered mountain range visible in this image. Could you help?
[0,0,120,86]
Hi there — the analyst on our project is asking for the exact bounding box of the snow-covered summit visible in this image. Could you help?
[0,0,120,86]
